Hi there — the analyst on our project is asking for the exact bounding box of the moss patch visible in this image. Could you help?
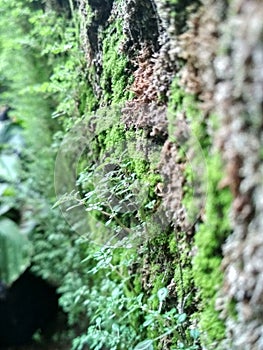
[193,154,232,344]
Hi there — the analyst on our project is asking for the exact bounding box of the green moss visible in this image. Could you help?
[168,79,209,149]
[169,234,177,253]
[133,274,143,295]
[82,82,98,114]
[103,124,126,154]
[101,19,133,104]
[167,79,185,139]
[167,77,232,347]
[227,299,238,320]
[193,153,232,345]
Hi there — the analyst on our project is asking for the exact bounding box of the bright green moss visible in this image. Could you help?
[169,234,177,253]
[168,77,232,346]
[193,154,232,344]
[104,125,126,150]
[101,19,133,104]
[82,82,98,114]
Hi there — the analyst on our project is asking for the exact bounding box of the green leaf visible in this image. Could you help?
[177,313,187,323]
[157,287,168,302]
[0,218,32,285]
[190,328,200,340]
[0,203,12,216]
[134,339,154,350]
[143,317,155,327]
[0,154,20,182]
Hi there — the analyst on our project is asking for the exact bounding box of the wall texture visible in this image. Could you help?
[75,0,263,348]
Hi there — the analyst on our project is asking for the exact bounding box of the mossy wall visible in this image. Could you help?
[0,0,262,349]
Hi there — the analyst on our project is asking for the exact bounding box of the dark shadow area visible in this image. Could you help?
[0,269,59,348]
